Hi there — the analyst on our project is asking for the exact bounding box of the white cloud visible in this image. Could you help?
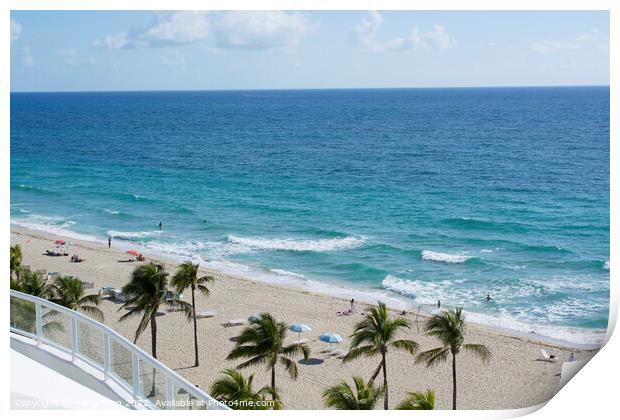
[11,19,22,42]
[144,11,212,47]
[21,46,34,67]
[214,11,313,50]
[352,11,454,52]
[94,33,132,49]
[161,50,186,67]
[531,28,608,54]
[57,48,78,65]
[94,11,313,51]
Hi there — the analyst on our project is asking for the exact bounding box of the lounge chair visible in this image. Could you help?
[226,318,246,327]
[540,348,556,361]
[332,349,348,358]
[81,281,95,289]
[196,310,217,319]
[164,291,183,303]
[113,290,126,302]
[99,286,116,298]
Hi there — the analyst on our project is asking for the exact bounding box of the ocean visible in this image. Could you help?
[10,87,610,346]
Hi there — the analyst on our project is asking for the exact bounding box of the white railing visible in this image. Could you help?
[10,289,229,410]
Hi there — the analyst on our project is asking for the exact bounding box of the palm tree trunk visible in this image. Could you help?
[191,285,199,366]
[370,361,383,381]
[452,352,457,410]
[151,313,157,359]
[382,352,388,410]
[271,366,276,389]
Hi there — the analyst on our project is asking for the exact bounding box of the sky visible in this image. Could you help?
[10,10,610,92]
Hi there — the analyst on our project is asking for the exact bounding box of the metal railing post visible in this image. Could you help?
[71,318,78,361]
[103,334,111,380]
[132,353,141,400]
[35,302,43,345]
[165,377,174,409]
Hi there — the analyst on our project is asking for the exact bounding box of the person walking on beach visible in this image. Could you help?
[159,221,163,231]
[108,235,111,249]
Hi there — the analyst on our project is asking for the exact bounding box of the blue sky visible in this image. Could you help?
[10,10,610,91]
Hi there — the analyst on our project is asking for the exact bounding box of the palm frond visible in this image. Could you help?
[416,346,449,367]
[396,389,435,410]
[462,343,491,363]
[390,339,419,355]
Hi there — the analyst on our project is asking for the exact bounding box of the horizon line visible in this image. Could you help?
[10,84,610,94]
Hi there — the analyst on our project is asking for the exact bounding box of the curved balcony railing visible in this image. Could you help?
[10,289,229,410]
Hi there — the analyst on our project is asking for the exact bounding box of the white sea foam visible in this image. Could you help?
[604,261,610,270]
[421,250,470,263]
[381,274,606,346]
[270,269,306,280]
[103,209,120,215]
[107,230,161,241]
[11,215,99,243]
[381,275,477,306]
[227,234,366,252]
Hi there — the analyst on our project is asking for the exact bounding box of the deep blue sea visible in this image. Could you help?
[10,87,610,345]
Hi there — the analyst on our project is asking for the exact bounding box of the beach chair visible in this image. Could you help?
[81,281,95,289]
[226,318,246,327]
[99,286,116,298]
[113,289,126,302]
[540,348,556,361]
[196,310,217,319]
[164,291,183,303]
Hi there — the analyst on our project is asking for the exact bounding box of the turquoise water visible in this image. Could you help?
[10,87,609,345]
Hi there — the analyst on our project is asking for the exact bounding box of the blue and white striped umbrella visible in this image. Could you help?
[289,323,311,341]
[290,323,311,333]
[320,333,343,349]
[248,313,263,322]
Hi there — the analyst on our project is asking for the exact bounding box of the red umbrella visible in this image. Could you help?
[127,250,141,256]
[54,239,65,245]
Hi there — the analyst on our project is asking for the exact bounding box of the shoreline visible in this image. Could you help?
[11,224,603,350]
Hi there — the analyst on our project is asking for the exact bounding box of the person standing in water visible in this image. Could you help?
[108,235,111,249]
[159,221,163,231]
[486,293,491,302]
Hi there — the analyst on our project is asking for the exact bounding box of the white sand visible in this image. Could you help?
[11,227,598,410]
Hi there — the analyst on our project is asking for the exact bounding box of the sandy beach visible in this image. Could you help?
[10,227,599,410]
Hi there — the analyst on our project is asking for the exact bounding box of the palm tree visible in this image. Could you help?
[343,301,418,410]
[13,268,53,299]
[416,307,491,410]
[323,376,384,410]
[227,313,310,392]
[119,262,191,358]
[50,275,104,321]
[396,390,435,410]
[211,368,281,410]
[171,261,214,367]
[10,244,23,281]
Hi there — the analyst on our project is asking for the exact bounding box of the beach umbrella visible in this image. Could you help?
[289,323,311,341]
[127,250,140,257]
[319,333,343,350]
[54,239,65,245]
[248,313,263,322]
